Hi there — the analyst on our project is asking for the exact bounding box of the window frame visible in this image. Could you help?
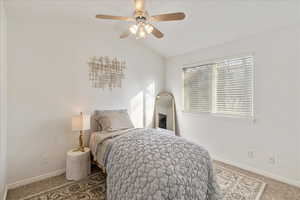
[182,54,255,120]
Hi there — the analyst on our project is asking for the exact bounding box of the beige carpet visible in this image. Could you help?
[8,163,268,200]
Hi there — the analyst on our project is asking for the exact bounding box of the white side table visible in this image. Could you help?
[66,147,91,181]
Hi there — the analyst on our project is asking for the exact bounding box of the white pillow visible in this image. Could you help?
[95,110,134,132]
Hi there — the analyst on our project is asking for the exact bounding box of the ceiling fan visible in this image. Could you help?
[95,0,186,39]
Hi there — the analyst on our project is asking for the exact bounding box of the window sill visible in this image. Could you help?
[181,110,256,122]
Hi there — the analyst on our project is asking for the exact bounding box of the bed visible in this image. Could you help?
[89,110,222,200]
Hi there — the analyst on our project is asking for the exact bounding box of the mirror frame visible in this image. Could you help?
[154,92,176,133]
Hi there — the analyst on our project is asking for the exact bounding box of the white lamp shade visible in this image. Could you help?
[72,114,90,131]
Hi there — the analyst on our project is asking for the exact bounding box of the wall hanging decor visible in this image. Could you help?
[88,56,126,90]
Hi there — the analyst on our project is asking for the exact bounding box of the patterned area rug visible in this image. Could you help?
[20,172,106,200]
[20,165,266,200]
[215,166,266,200]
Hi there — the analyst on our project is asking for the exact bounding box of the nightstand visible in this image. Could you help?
[66,147,91,181]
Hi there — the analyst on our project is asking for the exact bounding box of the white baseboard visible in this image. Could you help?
[214,156,300,188]
[2,185,7,200]
[7,169,65,190]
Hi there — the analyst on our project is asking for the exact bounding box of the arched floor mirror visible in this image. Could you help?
[154,92,177,134]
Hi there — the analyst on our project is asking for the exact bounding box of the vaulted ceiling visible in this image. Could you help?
[5,0,300,58]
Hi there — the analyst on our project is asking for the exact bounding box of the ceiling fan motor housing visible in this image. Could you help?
[136,16,147,24]
[134,10,149,21]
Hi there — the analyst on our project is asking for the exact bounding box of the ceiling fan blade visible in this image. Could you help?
[120,31,131,39]
[135,0,145,11]
[151,26,164,39]
[95,14,134,21]
[151,12,186,22]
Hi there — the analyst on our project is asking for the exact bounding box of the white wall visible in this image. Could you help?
[0,0,7,198]
[166,25,300,186]
[7,20,165,184]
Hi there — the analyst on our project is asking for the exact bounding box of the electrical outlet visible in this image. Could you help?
[248,151,255,159]
[268,156,276,165]
[41,154,49,166]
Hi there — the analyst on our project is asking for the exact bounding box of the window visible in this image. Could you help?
[183,55,254,117]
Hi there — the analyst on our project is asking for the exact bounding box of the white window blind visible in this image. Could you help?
[183,55,254,117]
[183,65,213,113]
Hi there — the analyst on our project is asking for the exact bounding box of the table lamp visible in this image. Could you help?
[72,112,90,152]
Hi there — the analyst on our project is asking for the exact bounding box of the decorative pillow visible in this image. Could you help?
[97,115,112,131]
[94,109,134,132]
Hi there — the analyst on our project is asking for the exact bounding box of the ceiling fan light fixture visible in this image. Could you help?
[135,22,147,39]
[130,23,153,39]
[129,24,138,34]
[145,24,153,34]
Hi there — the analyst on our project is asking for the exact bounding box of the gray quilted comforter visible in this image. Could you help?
[103,128,222,200]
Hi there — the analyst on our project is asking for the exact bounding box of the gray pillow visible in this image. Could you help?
[94,109,134,132]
